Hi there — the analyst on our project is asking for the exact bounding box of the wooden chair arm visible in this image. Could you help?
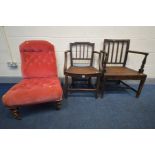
[128,50,149,73]
[64,50,71,73]
[92,51,102,71]
[93,51,100,54]
[100,50,108,74]
[128,50,149,56]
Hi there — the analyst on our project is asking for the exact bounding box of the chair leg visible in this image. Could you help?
[136,77,146,98]
[55,101,61,110]
[116,80,121,85]
[64,75,68,98]
[88,77,92,87]
[8,107,21,120]
[71,77,75,88]
[96,76,100,98]
[101,77,106,98]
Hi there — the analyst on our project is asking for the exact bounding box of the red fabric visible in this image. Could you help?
[3,78,62,106]
[20,40,58,78]
[3,40,62,107]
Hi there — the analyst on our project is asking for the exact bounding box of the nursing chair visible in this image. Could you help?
[100,39,149,97]
[2,40,63,119]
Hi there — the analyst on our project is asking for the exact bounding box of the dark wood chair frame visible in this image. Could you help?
[64,42,103,98]
[101,39,149,98]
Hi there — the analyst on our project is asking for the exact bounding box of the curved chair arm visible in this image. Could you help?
[100,50,108,74]
[64,50,71,74]
[128,50,149,73]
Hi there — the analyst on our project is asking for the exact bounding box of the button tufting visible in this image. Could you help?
[21,44,57,78]
[2,41,62,107]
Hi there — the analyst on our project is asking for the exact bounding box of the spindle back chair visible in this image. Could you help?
[101,39,149,97]
[103,39,130,66]
[64,42,102,98]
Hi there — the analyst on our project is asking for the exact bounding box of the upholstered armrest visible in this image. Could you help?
[128,50,149,73]
[100,50,108,74]
[64,50,71,73]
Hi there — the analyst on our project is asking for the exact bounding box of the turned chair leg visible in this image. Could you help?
[64,75,68,98]
[8,107,21,120]
[136,77,146,98]
[55,101,61,110]
[96,76,100,98]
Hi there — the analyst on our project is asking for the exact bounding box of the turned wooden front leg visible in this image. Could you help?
[8,107,21,120]
[55,101,61,110]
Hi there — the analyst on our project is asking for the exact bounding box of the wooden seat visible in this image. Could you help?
[65,66,100,76]
[101,39,149,97]
[105,66,146,79]
[64,42,102,98]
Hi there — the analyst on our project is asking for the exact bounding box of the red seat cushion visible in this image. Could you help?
[2,77,63,106]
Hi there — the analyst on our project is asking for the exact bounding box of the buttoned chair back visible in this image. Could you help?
[20,40,58,78]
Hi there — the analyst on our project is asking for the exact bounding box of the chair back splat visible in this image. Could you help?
[70,42,95,66]
[103,39,130,66]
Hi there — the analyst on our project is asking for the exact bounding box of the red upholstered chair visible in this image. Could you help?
[2,40,63,119]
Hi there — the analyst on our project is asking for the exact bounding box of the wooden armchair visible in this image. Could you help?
[64,42,102,98]
[100,39,149,97]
